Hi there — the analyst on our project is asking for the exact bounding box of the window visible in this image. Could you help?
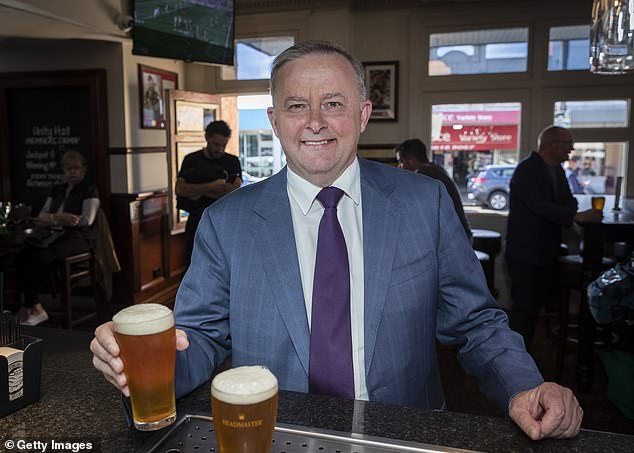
[238,95,286,183]
[565,142,628,200]
[548,25,590,71]
[431,102,522,200]
[428,28,529,76]
[222,36,295,80]
[554,100,630,128]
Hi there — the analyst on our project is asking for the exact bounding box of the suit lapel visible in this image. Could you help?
[358,160,400,372]
[251,170,311,375]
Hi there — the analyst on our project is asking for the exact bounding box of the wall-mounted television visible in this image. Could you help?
[133,0,235,66]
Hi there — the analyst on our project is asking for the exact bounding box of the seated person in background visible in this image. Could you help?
[395,138,472,240]
[15,150,99,326]
[175,120,242,265]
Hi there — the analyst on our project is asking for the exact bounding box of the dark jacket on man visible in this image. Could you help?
[506,151,577,266]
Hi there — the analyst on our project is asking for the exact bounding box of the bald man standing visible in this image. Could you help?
[506,125,602,350]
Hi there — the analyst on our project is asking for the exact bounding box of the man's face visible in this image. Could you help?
[267,53,372,187]
[205,133,229,158]
[548,131,575,164]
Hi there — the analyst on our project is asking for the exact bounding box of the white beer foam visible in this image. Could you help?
[212,366,278,405]
[113,303,174,336]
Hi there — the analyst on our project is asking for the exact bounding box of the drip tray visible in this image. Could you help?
[141,414,480,453]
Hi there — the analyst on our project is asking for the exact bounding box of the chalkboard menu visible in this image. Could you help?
[7,86,94,214]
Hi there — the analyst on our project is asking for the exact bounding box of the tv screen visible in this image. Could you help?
[133,0,235,65]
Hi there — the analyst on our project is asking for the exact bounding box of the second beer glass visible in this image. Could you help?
[112,303,177,431]
[211,366,278,453]
[591,196,606,212]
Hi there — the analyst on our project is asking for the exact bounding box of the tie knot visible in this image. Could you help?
[317,186,345,208]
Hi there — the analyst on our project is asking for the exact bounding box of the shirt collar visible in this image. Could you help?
[287,158,361,216]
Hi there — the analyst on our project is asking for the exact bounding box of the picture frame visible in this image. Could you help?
[363,61,398,122]
[139,64,178,129]
[358,143,398,167]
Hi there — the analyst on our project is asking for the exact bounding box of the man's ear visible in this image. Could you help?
[267,107,279,137]
[359,100,373,133]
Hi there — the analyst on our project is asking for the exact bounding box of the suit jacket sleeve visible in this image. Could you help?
[173,209,232,398]
[434,184,544,411]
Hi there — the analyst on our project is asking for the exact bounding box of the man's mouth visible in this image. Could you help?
[301,139,335,146]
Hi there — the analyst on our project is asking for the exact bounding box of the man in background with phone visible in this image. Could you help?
[175,120,242,265]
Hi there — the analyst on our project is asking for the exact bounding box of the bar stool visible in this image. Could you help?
[539,243,573,339]
[554,253,617,379]
[471,229,502,296]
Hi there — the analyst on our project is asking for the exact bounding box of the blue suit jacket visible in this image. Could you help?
[174,158,543,411]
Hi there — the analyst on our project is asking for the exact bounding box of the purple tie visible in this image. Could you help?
[309,186,355,399]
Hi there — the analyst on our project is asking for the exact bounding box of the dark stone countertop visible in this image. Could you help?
[1,326,632,452]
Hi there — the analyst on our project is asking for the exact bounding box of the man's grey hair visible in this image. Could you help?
[537,125,567,148]
[270,40,367,102]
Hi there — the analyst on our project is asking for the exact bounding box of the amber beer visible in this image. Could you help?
[112,303,177,431]
[211,366,278,453]
[591,196,606,211]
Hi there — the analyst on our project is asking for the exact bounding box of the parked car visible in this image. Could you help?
[467,164,516,210]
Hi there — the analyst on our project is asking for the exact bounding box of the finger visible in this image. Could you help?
[560,401,583,439]
[176,329,189,350]
[92,354,129,396]
[90,337,124,374]
[93,322,120,356]
[538,385,576,438]
[513,408,542,440]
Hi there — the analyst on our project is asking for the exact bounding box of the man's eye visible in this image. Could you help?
[288,104,307,111]
[324,101,343,109]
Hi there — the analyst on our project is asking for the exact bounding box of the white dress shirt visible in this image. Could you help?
[287,158,368,400]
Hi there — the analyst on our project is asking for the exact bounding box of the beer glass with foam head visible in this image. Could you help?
[112,303,177,431]
[211,366,278,453]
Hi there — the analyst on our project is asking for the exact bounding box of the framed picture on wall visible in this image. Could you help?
[363,61,398,122]
[139,64,178,129]
[358,143,398,166]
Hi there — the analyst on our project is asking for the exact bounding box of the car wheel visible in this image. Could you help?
[488,191,508,210]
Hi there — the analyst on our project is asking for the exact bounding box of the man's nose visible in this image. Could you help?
[306,108,326,133]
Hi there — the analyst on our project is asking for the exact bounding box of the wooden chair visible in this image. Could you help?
[55,251,100,329]
[52,209,118,329]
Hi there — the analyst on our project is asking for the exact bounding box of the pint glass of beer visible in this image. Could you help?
[591,196,606,212]
[211,366,278,453]
[112,303,177,431]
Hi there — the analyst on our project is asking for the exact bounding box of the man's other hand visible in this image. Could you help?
[510,382,583,440]
[575,209,603,223]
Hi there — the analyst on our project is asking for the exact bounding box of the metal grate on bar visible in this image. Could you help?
[141,414,480,453]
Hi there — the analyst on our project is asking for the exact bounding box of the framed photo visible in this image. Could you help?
[139,65,178,129]
[358,143,398,167]
[363,61,398,122]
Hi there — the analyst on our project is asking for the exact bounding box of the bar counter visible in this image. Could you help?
[1,326,632,452]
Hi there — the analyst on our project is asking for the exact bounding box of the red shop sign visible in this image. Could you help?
[439,110,521,125]
[431,125,518,151]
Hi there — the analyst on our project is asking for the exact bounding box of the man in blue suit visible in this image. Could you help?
[92,41,582,440]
